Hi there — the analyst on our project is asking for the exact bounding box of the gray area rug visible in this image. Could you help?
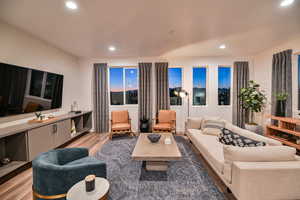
[95,136,225,200]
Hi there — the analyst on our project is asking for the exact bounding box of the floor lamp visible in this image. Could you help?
[175,89,190,118]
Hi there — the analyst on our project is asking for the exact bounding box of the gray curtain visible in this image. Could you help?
[93,63,109,133]
[232,61,249,128]
[139,63,153,128]
[155,62,170,115]
[271,49,293,117]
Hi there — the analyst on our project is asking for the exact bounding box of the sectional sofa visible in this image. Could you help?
[185,117,300,200]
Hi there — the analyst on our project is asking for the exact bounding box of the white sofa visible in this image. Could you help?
[185,117,300,200]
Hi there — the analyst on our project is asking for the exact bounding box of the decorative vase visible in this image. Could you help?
[147,134,161,143]
[245,123,259,133]
[275,100,286,117]
[140,119,149,133]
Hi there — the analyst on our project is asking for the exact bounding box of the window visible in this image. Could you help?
[109,67,138,105]
[218,66,231,105]
[125,68,138,104]
[168,68,182,105]
[193,67,207,105]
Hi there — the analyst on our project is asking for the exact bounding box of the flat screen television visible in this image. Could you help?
[0,62,64,118]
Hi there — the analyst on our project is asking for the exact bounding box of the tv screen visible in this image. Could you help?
[0,62,64,118]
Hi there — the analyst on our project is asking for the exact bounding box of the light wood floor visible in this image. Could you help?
[0,132,235,200]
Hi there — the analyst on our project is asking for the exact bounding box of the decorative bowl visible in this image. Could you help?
[147,134,161,143]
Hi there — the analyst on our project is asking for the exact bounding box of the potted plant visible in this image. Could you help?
[275,93,288,117]
[239,80,267,133]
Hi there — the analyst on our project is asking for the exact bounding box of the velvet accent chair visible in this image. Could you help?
[110,110,133,139]
[32,148,106,200]
[152,110,176,134]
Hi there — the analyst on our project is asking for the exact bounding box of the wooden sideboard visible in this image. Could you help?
[266,115,300,150]
[0,111,92,184]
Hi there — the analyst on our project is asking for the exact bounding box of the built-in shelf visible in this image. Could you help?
[266,115,300,151]
[0,161,27,178]
[0,111,92,184]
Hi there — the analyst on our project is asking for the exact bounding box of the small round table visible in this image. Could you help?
[67,177,109,200]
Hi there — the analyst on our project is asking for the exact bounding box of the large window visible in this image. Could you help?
[193,67,207,105]
[125,68,138,104]
[109,67,138,105]
[168,68,182,105]
[218,66,231,105]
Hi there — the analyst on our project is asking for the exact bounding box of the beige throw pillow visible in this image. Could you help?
[202,128,222,136]
[187,118,202,129]
[201,119,225,137]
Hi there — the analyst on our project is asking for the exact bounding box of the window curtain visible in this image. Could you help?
[232,61,249,128]
[271,49,293,117]
[139,63,153,127]
[93,63,109,133]
[155,62,170,115]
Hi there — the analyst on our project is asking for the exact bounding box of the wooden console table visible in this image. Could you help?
[0,111,92,184]
[266,115,300,150]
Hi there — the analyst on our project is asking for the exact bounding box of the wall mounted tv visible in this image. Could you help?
[0,62,64,118]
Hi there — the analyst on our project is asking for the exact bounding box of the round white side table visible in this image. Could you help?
[67,177,109,200]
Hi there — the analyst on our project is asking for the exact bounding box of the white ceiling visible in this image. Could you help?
[0,0,300,58]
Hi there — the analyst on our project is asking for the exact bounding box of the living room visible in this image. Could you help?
[0,0,300,200]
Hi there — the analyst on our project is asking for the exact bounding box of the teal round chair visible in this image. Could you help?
[32,148,107,200]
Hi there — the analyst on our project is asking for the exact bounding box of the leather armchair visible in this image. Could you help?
[32,148,106,200]
[152,110,176,134]
[110,110,133,139]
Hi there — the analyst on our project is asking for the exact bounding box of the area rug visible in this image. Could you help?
[95,136,225,200]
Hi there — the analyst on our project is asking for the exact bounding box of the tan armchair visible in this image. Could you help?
[110,110,133,139]
[152,110,176,134]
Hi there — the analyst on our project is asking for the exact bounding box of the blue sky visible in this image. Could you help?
[110,68,123,92]
[110,68,138,92]
[218,67,231,89]
[193,68,206,88]
[125,68,138,90]
[169,68,182,88]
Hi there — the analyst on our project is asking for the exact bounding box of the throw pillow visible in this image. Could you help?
[202,128,222,136]
[187,118,202,129]
[219,128,266,147]
[201,119,225,130]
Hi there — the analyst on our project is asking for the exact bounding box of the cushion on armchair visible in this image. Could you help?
[112,123,131,131]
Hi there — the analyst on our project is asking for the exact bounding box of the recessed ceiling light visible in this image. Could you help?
[219,44,226,49]
[280,0,294,7]
[108,46,116,51]
[65,1,78,10]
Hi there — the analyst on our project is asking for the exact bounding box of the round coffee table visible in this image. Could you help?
[67,177,109,200]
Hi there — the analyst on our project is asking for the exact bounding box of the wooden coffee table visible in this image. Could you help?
[131,133,182,171]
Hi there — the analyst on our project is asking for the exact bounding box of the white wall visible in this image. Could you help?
[0,21,83,125]
[79,56,253,132]
[252,36,300,126]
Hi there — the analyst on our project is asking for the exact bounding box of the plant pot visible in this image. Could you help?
[245,123,259,133]
[275,100,286,117]
[140,119,149,133]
